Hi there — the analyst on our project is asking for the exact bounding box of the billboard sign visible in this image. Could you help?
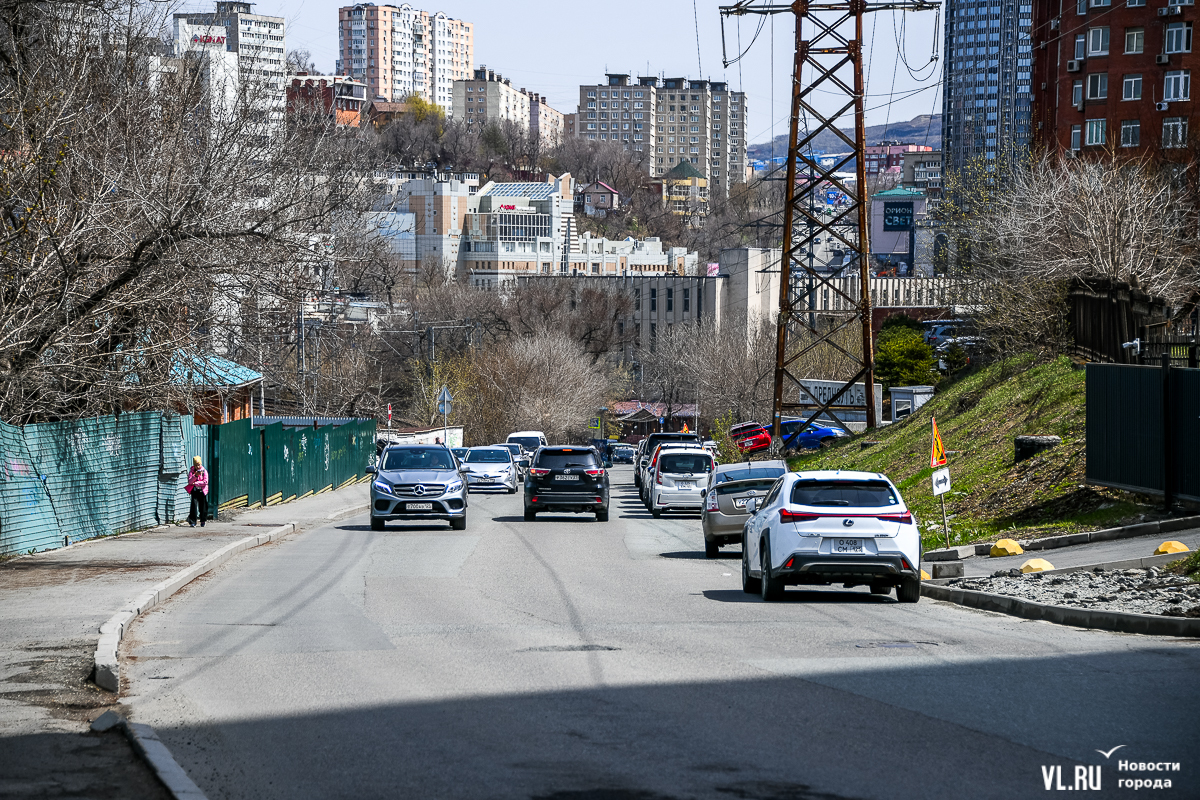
[883,202,914,231]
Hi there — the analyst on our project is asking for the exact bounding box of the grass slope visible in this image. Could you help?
[788,355,1150,550]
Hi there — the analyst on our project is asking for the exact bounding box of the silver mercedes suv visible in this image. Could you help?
[369,444,468,530]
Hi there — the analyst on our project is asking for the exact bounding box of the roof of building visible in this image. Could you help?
[662,161,706,181]
[872,187,925,198]
[610,401,698,419]
[174,352,263,390]
[578,181,618,195]
[483,182,558,200]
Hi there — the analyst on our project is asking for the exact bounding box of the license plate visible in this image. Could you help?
[676,481,696,489]
[554,475,580,481]
[734,498,749,509]
[407,502,433,511]
[833,538,864,554]
[478,477,495,483]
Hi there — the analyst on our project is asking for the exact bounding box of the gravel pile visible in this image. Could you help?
[946,566,1200,617]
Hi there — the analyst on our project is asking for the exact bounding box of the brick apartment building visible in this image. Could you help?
[1033,0,1197,154]
[864,143,934,176]
[286,74,367,127]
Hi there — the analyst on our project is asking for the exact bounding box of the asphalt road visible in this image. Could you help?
[125,467,1200,799]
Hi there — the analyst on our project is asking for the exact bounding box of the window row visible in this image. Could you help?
[1070,117,1188,147]
[1072,70,1190,101]
[1074,23,1191,57]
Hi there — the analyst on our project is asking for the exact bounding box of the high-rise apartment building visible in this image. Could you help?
[941,0,1034,174]
[335,3,473,117]
[172,2,286,132]
[574,74,748,198]
[1032,0,1198,156]
[451,67,566,144]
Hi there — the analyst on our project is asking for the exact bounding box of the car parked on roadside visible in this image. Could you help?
[740,470,921,602]
[369,445,468,531]
[647,447,715,518]
[779,418,850,450]
[700,460,789,557]
[634,432,701,488]
[729,421,772,454]
[461,447,519,493]
[524,446,610,521]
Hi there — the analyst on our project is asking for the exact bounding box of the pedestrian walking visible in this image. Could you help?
[186,456,209,527]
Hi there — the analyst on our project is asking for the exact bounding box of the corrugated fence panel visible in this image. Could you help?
[1086,364,1164,494]
[107,413,163,534]
[25,417,115,545]
[0,420,62,555]
[1169,369,1200,502]
[213,418,262,510]
[158,415,189,524]
[176,421,212,521]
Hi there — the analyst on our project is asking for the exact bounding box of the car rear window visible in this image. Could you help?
[465,449,511,463]
[659,453,713,474]
[509,437,541,451]
[536,450,598,469]
[383,448,455,471]
[791,480,898,508]
[714,478,778,496]
[715,467,785,483]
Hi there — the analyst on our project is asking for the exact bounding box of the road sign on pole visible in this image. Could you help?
[931,467,951,496]
[437,386,452,404]
[387,403,392,429]
[930,416,947,468]
[588,417,600,430]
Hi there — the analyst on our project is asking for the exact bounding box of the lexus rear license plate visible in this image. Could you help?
[833,538,864,554]
[554,475,580,481]
[407,502,433,511]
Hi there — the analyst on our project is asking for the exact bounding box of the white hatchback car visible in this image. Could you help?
[741,470,922,602]
[648,447,715,517]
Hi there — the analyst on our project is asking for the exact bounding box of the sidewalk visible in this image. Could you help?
[923,525,1200,577]
[0,483,367,798]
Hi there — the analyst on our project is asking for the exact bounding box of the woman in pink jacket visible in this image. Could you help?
[186,456,209,527]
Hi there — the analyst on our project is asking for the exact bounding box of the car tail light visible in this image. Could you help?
[877,512,913,524]
[901,556,912,571]
[655,470,663,484]
[784,557,794,568]
[584,468,604,477]
[706,492,719,512]
[595,496,603,502]
[780,509,819,523]
[530,468,550,477]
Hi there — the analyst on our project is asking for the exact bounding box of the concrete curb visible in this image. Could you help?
[921,551,1200,637]
[92,521,297,693]
[923,514,1200,562]
[91,711,207,800]
[326,503,368,522]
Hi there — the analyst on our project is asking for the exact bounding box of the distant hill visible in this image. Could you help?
[748,114,942,160]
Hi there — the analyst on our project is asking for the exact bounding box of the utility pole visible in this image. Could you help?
[720,0,936,440]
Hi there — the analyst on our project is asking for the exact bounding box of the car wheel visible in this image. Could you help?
[820,437,835,449]
[524,508,537,522]
[595,509,609,522]
[741,534,761,594]
[450,514,467,531]
[507,484,517,494]
[760,540,785,601]
[370,516,385,531]
[897,576,921,603]
[704,538,719,558]
[651,506,662,518]
[870,583,892,596]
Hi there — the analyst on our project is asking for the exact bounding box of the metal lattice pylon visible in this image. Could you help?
[720,0,936,441]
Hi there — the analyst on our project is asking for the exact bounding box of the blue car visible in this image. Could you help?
[779,418,850,450]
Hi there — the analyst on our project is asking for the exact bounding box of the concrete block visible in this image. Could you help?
[1159,515,1200,534]
[1154,540,1190,555]
[124,723,208,800]
[974,543,994,556]
[990,538,1024,557]
[932,561,965,579]
[90,710,124,732]
[1020,558,1054,573]
[925,545,974,561]
[1026,531,1090,551]
[94,652,119,692]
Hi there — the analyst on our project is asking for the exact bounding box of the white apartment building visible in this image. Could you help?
[335,3,473,117]
[452,67,530,130]
[575,74,748,198]
[172,2,286,134]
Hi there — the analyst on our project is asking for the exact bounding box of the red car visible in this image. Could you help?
[730,421,772,453]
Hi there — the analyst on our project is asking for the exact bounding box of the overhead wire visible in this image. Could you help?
[693,0,704,77]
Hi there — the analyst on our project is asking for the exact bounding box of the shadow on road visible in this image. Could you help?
[493,515,600,524]
[702,588,895,604]
[336,523,456,533]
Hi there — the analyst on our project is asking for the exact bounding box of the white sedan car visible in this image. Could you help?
[460,447,519,493]
[741,470,922,602]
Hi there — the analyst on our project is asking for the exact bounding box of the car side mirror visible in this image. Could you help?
[366,465,377,475]
[746,498,758,514]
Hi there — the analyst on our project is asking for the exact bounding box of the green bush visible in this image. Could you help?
[875,328,938,388]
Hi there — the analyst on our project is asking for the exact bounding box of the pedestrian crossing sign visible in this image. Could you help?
[930,416,947,468]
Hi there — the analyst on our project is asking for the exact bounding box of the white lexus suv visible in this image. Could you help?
[741,470,922,602]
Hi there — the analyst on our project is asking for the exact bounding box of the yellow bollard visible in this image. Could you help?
[1153,540,1190,555]
[1020,558,1054,573]
[990,538,1025,557]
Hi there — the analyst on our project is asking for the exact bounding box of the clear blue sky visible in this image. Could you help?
[253,0,944,146]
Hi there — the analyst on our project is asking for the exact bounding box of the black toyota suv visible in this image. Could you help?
[524,446,610,522]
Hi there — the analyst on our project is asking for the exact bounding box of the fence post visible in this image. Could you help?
[1163,353,1174,510]
[1190,345,1198,370]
